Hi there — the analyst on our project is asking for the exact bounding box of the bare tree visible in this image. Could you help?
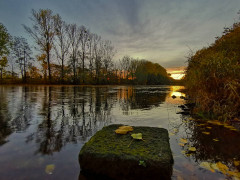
[92,34,102,84]
[12,37,33,82]
[121,55,131,79]
[102,40,115,81]
[78,26,90,84]
[23,9,56,82]
[87,33,94,80]
[53,14,70,83]
[67,24,81,84]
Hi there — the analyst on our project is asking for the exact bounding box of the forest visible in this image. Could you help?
[0,9,173,85]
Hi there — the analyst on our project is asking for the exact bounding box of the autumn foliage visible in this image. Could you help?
[185,18,240,121]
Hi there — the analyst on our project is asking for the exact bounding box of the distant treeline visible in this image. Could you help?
[0,9,174,85]
[185,13,240,121]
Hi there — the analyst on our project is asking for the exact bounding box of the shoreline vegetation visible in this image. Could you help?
[0,9,180,86]
[185,12,240,122]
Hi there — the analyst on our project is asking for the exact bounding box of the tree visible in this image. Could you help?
[23,9,56,82]
[102,40,115,81]
[121,55,131,79]
[12,37,32,82]
[92,34,102,84]
[78,26,90,84]
[0,56,7,80]
[0,23,11,81]
[0,23,11,57]
[53,14,70,83]
[67,24,81,84]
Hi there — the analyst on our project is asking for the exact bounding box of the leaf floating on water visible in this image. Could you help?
[45,164,55,175]
[115,126,133,134]
[131,133,143,140]
[199,162,215,173]
[173,128,179,133]
[181,150,186,155]
[180,138,188,144]
[213,138,219,142]
[202,132,210,135]
[206,126,212,129]
[178,143,185,147]
[188,147,196,152]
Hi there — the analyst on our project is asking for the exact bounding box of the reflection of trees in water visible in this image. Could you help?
[0,86,169,154]
[117,87,168,112]
[10,86,33,132]
[0,86,37,145]
[0,87,12,145]
[180,115,240,171]
[25,86,114,155]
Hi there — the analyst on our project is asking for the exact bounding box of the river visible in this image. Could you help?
[0,85,239,180]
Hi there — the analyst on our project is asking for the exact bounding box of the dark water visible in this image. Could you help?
[0,85,240,180]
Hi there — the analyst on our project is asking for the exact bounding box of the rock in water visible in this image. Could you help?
[79,124,173,180]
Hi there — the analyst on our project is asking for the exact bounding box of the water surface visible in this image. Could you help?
[0,85,239,180]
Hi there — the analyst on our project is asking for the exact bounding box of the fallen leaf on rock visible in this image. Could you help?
[45,164,55,175]
[131,133,143,140]
[115,126,133,134]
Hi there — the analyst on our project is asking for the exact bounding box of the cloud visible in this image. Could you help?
[0,0,239,68]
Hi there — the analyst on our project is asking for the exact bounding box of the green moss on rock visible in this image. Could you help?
[79,124,173,180]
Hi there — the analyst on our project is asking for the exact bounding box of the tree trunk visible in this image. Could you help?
[23,50,26,83]
[61,55,64,84]
[82,52,85,84]
[47,50,51,83]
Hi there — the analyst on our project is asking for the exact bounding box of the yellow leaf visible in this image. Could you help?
[131,133,143,140]
[115,129,128,134]
[213,138,219,142]
[115,126,133,134]
[202,132,210,135]
[179,143,185,147]
[169,132,175,136]
[216,162,229,174]
[197,124,206,126]
[118,126,133,131]
[234,161,240,166]
[45,164,55,174]
[180,138,188,144]
[199,162,215,173]
[181,150,186,154]
[188,147,196,151]
[206,127,212,129]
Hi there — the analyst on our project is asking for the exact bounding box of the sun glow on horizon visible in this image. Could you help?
[166,67,186,80]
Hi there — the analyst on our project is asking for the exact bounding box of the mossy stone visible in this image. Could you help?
[79,124,173,180]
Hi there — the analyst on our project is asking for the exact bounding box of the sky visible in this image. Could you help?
[0,0,240,71]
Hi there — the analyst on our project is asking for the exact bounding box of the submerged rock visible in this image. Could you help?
[79,124,173,180]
